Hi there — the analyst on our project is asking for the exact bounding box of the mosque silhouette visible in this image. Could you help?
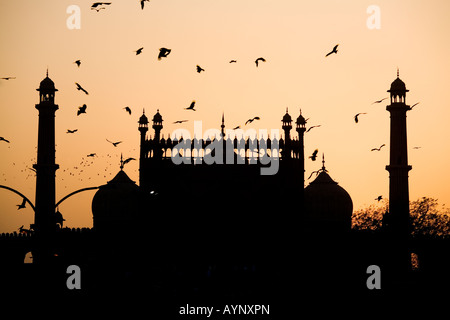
[1,72,450,308]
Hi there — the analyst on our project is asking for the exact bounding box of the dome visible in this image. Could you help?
[139,112,148,125]
[152,110,163,123]
[282,111,292,123]
[92,170,145,233]
[304,170,353,231]
[296,113,306,126]
[388,77,408,93]
[37,76,57,92]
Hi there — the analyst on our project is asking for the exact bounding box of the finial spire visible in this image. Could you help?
[120,153,124,170]
[397,67,399,78]
[286,107,289,113]
[46,67,49,78]
[143,108,145,114]
[322,153,326,171]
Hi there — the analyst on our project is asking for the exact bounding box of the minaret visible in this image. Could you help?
[138,109,149,187]
[385,70,412,273]
[281,108,292,159]
[296,109,307,211]
[33,71,59,234]
[152,109,163,159]
[152,109,163,142]
[385,70,412,235]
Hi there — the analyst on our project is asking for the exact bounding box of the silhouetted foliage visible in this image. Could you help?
[352,197,450,238]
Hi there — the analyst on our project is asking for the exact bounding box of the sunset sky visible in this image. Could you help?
[1,0,450,233]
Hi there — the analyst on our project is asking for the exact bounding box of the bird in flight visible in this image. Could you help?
[16,198,26,210]
[106,139,122,147]
[92,6,106,12]
[185,100,196,111]
[372,97,388,104]
[173,120,188,124]
[307,170,321,180]
[123,157,136,165]
[87,153,97,157]
[135,47,144,55]
[0,137,10,143]
[75,82,89,95]
[196,65,205,73]
[124,107,132,115]
[354,113,367,123]
[229,60,237,63]
[0,77,16,80]
[74,60,81,67]
[413,146,422,149]
[232,125,241,130]
[245,117,260,125]
[306,125,321,133]
[255,57,266,67]
[371,144,385,151]
[91,2,111,9]
[410,102,420,109]
[309,149,319,161]
[325,44,339,57]
[66,129,78,134]
[375,195,383,202]
[140,0,149,10]
[77,104,87,116]
[158,47,171,60]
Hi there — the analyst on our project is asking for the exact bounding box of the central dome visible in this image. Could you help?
[92,170,146,233]
[304,170,353,231]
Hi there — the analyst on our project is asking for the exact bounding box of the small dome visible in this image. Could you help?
[152,110,163,123]
[37,76,58,92]
[282,111,292,123]
[388,77,408,93]
[304,170,353,231]
[92,170,145,233]
[296,113,306,126]
[139,112,148,125]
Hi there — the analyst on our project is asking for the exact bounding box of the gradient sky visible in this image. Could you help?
[1,0,450,233]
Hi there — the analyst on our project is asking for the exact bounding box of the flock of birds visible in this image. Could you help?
[0,2,426,219]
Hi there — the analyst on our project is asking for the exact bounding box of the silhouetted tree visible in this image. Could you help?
[352,197,450,238]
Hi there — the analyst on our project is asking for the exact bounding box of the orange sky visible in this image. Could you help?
[1,0,450,233]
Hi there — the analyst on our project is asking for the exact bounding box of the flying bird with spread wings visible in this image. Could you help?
[173,120,189,124]
[229,60,237,63]
[1,77,16,80]
[185,100,196,111]
[325,44,339,57]
[354,113,367,123]
[124,107,132,115]
[123,157,136,165]
[372,97,388,104]
[66,129,78,134]
[158,47,171,60]
[0,137,10,143]
[106,139,122,147]
[306,125,321,133]
[371,144,385,151]
[410,102,420,109]
[74,60,81,67]
[87,153,97,157]
[245,117,260,125]
[77,104,87,116]
[75,82,89,95]
[255,57,266,67]
[16,198,26,210]
[91,2,111,9]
